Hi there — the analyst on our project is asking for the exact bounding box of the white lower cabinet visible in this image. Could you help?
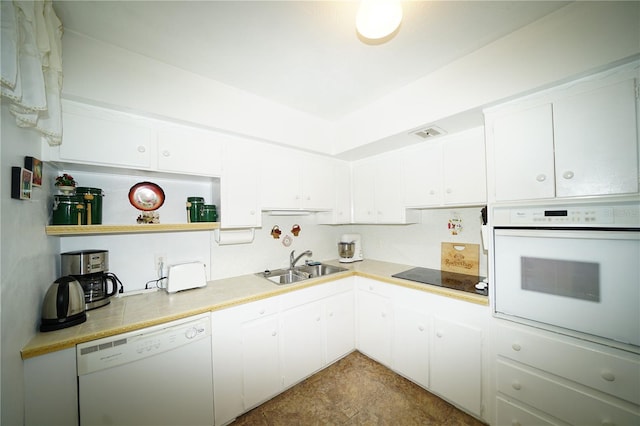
[356,279,393,365]
[24,347,78,426]
[493,319,640,425]
[431,315,483,416]
[212,278,355,425]
[356,277,488,420]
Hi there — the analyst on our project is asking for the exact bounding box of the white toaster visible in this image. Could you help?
[166,261,207,293]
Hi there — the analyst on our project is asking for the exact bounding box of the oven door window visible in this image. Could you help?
[521,257,599,302]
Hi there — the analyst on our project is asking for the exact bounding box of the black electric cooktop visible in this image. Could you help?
[392,267,487,296]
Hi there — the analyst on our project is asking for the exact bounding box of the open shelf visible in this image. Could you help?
[45,222,220,236]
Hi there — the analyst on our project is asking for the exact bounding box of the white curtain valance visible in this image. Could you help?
[1,0,63,146]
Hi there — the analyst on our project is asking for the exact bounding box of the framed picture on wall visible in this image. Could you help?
[24,156,42,187]
[11,167,33,200]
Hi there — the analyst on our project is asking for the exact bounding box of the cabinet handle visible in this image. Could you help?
[249,210,256,215]
[137,145,146,153]
[418,325,424,332]
[511,343,522,352]
[436,331,443,338]
[511,381,522,391]
[446,188,452,194]
[535,174,546,182]
[381,312,386,318]
[562,170,574,180]
[162,150,170,157]
[429,189,435,195]
[259,309,266,315]
[271,331,277,337]
[316,316,321,322]
[601,370,616,382]
[329,311,334,317]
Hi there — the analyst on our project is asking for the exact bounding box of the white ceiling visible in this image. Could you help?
[52,1,569,122]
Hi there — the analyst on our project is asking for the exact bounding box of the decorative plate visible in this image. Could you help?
[128,181,165,211]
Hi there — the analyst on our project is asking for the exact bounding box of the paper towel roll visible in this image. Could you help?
[214,228,255,245]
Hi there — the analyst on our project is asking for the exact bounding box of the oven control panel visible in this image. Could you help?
[494,201,639,227]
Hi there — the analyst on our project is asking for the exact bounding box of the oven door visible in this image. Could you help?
[494,228,640,347]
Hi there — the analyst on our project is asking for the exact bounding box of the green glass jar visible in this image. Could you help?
[52,195,85,225]
[186,197,204,223]
[75,187,103,225]
[201,204,218,222]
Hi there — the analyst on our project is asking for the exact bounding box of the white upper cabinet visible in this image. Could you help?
[157,124,222,177]
[220,137,261,228]
[260,146,335,211]
[402,127,487,207]
[55,101,154,169]
[486,64,639,202]
[317,160,352,224]
[353,151,419,224]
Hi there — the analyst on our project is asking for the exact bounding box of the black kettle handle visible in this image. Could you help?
[103,273,123,296]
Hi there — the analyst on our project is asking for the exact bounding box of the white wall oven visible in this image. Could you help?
[492,199,640,350]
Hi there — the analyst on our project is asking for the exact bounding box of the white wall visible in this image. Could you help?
[1,105,59,426]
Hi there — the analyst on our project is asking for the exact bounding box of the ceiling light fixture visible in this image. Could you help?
[356,0,403,40]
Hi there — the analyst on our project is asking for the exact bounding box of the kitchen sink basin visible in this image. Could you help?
[258,263,348,285]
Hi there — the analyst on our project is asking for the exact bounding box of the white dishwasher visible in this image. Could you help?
[77,313,214,426]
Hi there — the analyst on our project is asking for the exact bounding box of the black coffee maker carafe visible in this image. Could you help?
[61,249,123,310]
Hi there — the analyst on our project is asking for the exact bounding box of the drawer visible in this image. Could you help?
[496,322,640,404]
[496,396,559,426]
[235,297,280,322]
[497,360,640,426]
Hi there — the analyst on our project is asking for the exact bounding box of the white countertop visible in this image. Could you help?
[22,259,488,359]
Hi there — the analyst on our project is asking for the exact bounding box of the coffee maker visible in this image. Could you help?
[338,233,363,263]
[61,249,123,310]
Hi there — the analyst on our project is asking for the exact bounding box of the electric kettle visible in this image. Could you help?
[40,276,87,332]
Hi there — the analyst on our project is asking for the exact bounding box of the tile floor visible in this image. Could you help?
[231,351,486,425]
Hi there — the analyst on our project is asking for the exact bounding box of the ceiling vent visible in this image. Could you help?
[410,126,446,140]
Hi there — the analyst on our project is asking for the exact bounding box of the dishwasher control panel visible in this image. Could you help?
[77,313,211,375]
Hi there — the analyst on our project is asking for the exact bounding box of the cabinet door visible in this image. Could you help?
[491,105,556,201]
[357,289,392,366]
[393,305,429,388]
[157,125,222,176]
[431,316,482,416]
[260,146,301,210]
[352,158,376,223]
[403,143,442,207]
[442,128,487,205]
[59,103,153,169]
[281,301,324,388]
[220,138,261,227]
[212,309,244,426]
[374,152,405,222]
[318,161,351,224]
[241,315,281,409]
[24,348,78,426]
[325,290,355,363]
[554,78,639,197]
[301,154,334,210]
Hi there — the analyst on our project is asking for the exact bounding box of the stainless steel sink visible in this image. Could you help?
[258,263,348,285]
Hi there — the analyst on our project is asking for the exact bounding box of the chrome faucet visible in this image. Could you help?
[290,250,312,269]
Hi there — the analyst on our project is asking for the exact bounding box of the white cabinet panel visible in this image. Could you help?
[356,284,393,365]
[281,301,324,388]
[59,103,153,169]
[496,396,559,426]
[220,137,261,228]
[492,104,555,201]
[24,348,78,426]
[402,127,486,207]
[486,65,639,202]
[392,305,429,388]
[157,124,222,176]
[431,316,483,416]
[325,290,355,363]
[554,78,638,197]
[242,314,281,409]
